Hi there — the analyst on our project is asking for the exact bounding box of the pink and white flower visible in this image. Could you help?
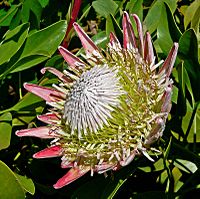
[16,12,178,189]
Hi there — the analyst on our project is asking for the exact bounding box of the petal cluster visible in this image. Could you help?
[16,12,178,189]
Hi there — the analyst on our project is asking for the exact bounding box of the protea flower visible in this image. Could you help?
[16,12,178,189]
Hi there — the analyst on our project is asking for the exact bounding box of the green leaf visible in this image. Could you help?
[106,14,122,42]
[171,85,178,104]
[0,23,29,66]
[15,173,35,195]
[159,170,168,184]
[183,101,200,143]
[101,161,140,199]
[172,167,183,192]
[176,62,187,116]
[21,20,67,58]
[157,3,181,55]
[154,158,165,171]
[106,179,127,199]
[174,159,198,174]
[0,160,25,199]
[0,112,12,150]
[92,31,108,49]
[164,0,178,13]
[10,55,48,73]
[0,90,44,126]
[179,29,200,101]
[0,20,67,77]
[182,66,194,104]
[21,0,42,29]
[38,0,49,8]
[12,92,44,112]
[191,5,200,34]
[11,92,44,126]
[164,137,172,160]
[144,1,164,34]
[0,4,20,26]
[144,0,179,34]
[126,0,143,21]
[179,29,198,61]
[184,0,200,29]
[92,0,118,17]
[9,8,22,29]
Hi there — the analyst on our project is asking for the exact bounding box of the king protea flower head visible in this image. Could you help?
[16,12,178,189]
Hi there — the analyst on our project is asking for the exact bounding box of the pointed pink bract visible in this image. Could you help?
[15,126,59,139]
[24,83,65,102]
[61,162,74,168]
[123,12,137,49]
[58,46,85,70]
[95,163,116,173]
[41,67,72,83]
[73,22,99,55]
[53,167,90,189]
[109,32,122,49]
[37,113,60,124]
[161,86,172,113]
[159,43,179,77]
[33,145,63,158]
[144,32,154,65]
[132,14,144,57]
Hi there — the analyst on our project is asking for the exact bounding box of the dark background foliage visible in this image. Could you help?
[0,0,199,198]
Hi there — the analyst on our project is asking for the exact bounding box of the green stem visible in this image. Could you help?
[19,72,22,99]
[184,101,200,143]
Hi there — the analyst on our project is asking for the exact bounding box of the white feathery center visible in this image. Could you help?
[64,65,123,137]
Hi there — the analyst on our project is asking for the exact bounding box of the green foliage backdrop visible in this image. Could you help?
[0,0,199,198]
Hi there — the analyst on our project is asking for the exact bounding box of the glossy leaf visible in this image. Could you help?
[172,167,182,192]
[0,4,20,26]
[8,55,48,74]
[176,62,187,116]
[38,0,49,8]
[179,29,200,101]
[0,23,29,66]
[0,112,12,150]
[11,93,45,126]
[164,137,172,161]
[21,0,42,29]
[144,1,164,34]
[126,0,143,21]
[92,31,108,49]
[179,29,198,61]
[182,101,200,143]
[0,160,25,199]
[101,161,140,198]
[0,20,67,77]
[157,3,181,55]
[174,159,198,174]
[21,20,67,58]
[153,158,165,171]
[164,0,178,13]
[191,5,200,34]
[92,0,118,17]
[106,14,123,43]
[184,0,200,29]
[15,173,35,195]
